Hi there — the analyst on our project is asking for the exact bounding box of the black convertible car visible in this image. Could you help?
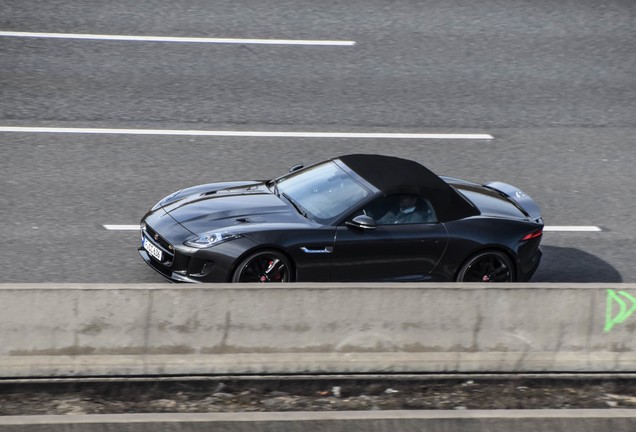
[139,154,543,283]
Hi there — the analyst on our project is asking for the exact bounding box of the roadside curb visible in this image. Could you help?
[1,409,635,432]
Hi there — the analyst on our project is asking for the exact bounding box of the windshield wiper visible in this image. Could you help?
[281,193,308,218]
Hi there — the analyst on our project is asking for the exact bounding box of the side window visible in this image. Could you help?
[361,195,437,225]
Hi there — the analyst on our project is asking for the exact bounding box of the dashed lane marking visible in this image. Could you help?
[0,31,356,46]
[0,127,494,140]
[543,226,602,232]
[103,225,142,231]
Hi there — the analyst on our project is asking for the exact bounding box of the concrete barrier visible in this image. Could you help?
[0,283,635,377]
[1,410,635,432]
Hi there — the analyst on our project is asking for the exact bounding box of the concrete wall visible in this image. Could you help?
[0,283,634,377]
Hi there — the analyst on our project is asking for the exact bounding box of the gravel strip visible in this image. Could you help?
[2,378,636,415]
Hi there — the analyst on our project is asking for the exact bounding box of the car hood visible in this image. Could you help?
[163,187,303,235]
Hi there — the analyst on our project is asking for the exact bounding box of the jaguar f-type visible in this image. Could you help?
[139,154,543,283]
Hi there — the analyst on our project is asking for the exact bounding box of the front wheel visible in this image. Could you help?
[232,250,292,282]
[456,250,515,282]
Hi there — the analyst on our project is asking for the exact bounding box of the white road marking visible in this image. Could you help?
[0,31,356,46]
[543,226,602,232]
[103,224,603,232]
[103,225,141,231]
[0,126,494,140]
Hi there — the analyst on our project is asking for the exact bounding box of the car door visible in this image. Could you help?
[331,223,447,281]
[330,195,448,281]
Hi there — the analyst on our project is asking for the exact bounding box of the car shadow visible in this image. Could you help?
[531,245,622,283]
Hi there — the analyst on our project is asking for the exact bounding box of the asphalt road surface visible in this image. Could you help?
[1,0,634,283]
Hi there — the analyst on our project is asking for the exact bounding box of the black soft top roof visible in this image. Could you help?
[338,154,479,222]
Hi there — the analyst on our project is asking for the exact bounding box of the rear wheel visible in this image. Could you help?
[456,250,515,282]
[232,250,292,282]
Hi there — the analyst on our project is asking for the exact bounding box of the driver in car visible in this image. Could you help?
[378,195,429,225]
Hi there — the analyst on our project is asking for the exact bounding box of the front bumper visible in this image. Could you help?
[139,221,258,283]
[138,248,202,283]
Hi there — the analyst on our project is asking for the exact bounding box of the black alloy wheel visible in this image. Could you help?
[456,251,514,282]
[232,250,292,282]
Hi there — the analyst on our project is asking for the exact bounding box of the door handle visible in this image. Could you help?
[300,246,333,254]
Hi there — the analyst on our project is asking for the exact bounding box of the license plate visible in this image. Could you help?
[143,237,163,262]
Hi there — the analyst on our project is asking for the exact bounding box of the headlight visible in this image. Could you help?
[184,232,242,249]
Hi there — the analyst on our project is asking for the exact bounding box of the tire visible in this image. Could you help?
[231,250,293,282]
[456,250,515,282]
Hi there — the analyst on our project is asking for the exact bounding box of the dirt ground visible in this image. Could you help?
[2,377,636,415]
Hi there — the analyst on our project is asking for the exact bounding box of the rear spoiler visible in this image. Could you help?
[485,182,543,222]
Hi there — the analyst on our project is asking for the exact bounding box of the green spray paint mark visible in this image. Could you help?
[605,289,636,333]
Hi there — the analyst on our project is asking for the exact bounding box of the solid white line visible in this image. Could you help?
[0,31,356,46]
[103,225,140,231]
[0,127,494,140]
[104,225,602,232]
[544,226,602,232]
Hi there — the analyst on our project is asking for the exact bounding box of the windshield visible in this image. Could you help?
[276,161,371,223]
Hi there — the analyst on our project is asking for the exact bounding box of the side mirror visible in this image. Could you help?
[289,164,304,173]
[345,215,377,230]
